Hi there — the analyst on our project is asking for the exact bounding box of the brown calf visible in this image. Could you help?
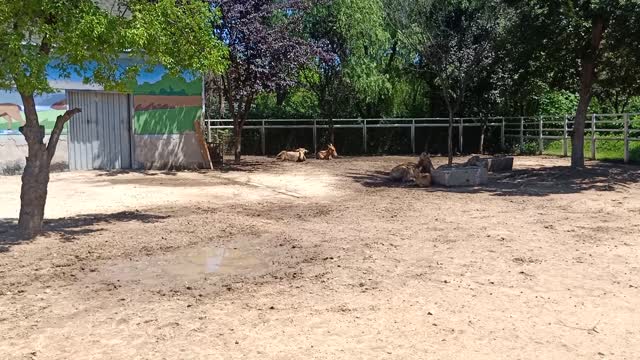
[316,144,338,160]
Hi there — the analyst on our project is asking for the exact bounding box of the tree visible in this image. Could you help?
[303,0,390,144]
[504,0,640,167]
[0,0,226,238]
[388,0,499,165]
[211,0,322,163]
[593,29,640,113]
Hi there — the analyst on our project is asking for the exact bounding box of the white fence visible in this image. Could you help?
[503,113,640,163]
[206,113,640,163]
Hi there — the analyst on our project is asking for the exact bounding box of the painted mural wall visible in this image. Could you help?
[1,59,204,172]
[0,91,68,135]
[131,69,203,134]
[0,61,203,136]
[0,64,103,135]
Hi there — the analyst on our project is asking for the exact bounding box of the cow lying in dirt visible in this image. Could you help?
[276,148,308,162]
[316,144,338,160]
[389,153,435,185]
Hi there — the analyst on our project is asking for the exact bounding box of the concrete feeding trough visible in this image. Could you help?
[466,155,514,173]
[432,166,488,187]
[484,156,514,172]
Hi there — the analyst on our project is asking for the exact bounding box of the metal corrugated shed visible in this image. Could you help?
[67,91,133,170]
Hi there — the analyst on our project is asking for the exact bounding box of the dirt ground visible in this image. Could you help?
[1,155,640,359]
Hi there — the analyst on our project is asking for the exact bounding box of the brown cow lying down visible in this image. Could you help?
[316,144,338,160]
[389,153,435,182]
[276,148,308,162]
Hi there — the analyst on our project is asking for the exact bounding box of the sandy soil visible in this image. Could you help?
[1,155,640,359]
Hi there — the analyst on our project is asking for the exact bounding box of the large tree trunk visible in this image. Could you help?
[17,92,80,238]
[19,133,49,238]
[572,85,592,167]
[18,93,48,238]
[233,123,242,163]
[572,16,606,168]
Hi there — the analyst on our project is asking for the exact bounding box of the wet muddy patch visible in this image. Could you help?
[85,245,272,287]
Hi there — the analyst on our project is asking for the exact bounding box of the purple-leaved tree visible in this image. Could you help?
[211,0,324,163]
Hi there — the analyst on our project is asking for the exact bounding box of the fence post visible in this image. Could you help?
[538,116,544,155]
[313,119,317,152]
[411,119,416,154]
[363,119,367,153]
[519,117,524,152]
[624,113,630,164]
[500,117,505,150]
[260,120,266,155]
[591,114,596,160]
[206,119,212,142]
[563,115,568,157]
[459,118,464,154]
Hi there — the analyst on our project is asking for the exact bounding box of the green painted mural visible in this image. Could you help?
[132,72,203,135]
[130,73,202,96]
[134,106,202,134]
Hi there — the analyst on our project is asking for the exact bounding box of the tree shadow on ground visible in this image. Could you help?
[95,169,178,177]
[94,159,282,175]
[0,211,169,251]
[219,158,282,173]
[346,163,640,197]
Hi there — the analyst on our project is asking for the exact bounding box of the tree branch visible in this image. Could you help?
[242,94,254,124]
[47,108,81,162]
[621,96,630,113]
[385,39,399,74]
[221,73,237,120]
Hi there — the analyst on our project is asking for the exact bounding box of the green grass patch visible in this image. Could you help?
[543,138,640,162]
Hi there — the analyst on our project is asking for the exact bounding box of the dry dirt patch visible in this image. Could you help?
[0,164,339,219]
[1,156,640,359]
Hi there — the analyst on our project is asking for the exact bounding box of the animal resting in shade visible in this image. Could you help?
[316,144,338,160]
[276,148,308,162]
[389,153,435,184]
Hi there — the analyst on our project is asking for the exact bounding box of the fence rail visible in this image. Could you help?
[206,113,640,163]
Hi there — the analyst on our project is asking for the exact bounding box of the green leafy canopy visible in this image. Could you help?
[0,0,227,95]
